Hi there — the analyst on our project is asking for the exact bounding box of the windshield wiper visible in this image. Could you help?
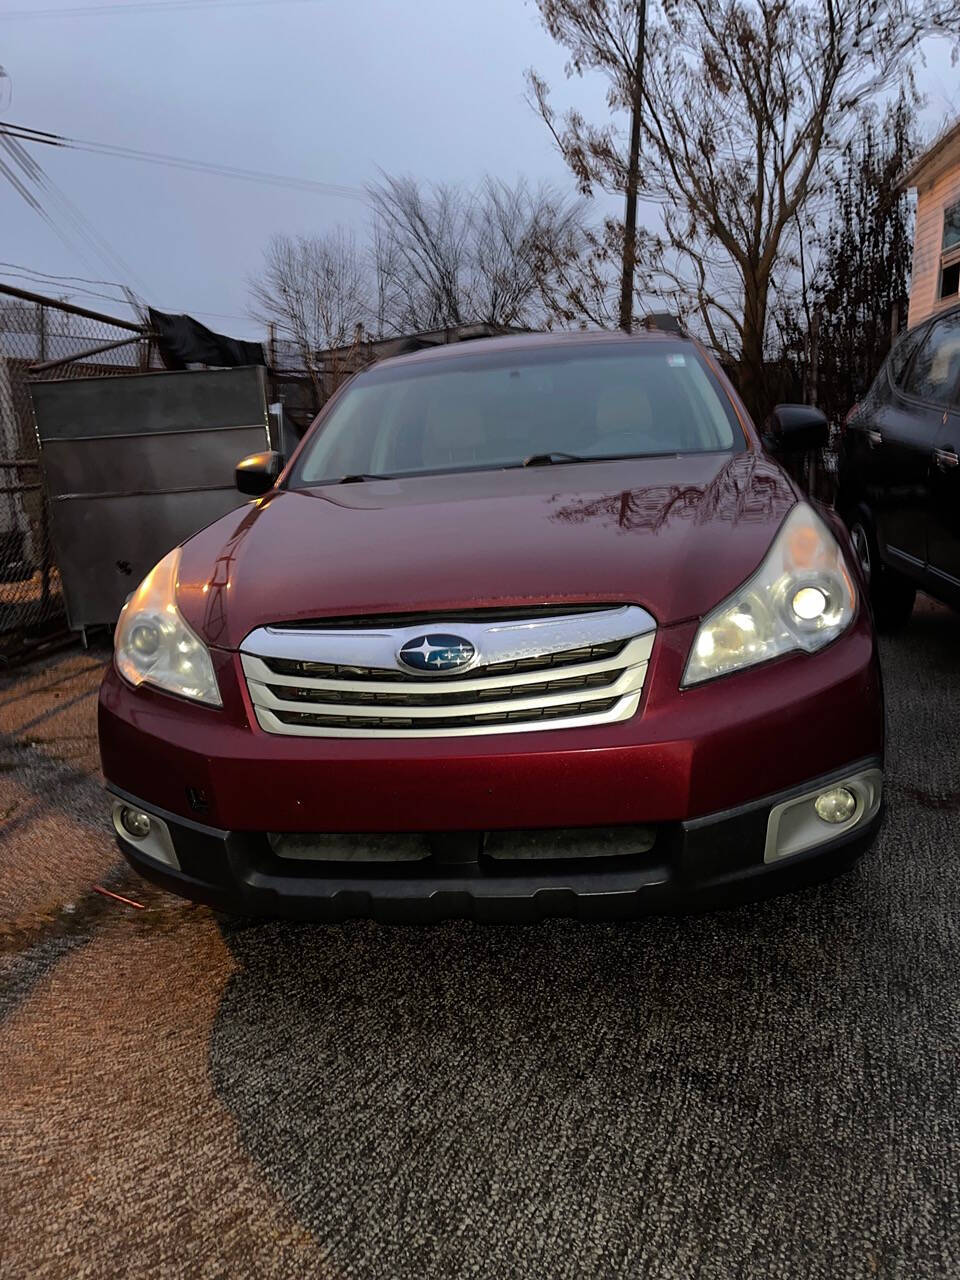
[336,473,389,484]
[520,451,591,468]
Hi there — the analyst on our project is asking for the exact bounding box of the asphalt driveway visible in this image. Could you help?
[1,597,959,1279]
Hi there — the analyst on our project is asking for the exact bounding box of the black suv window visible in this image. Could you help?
[888,325,927,385]
[902,312,960,406]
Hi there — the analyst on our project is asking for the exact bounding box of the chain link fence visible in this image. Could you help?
[0,284,154,663]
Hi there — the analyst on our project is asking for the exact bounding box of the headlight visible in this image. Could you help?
[114,548,222,706]
[682,502,856,687]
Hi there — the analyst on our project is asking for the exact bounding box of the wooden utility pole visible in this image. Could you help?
[618,0,646,333]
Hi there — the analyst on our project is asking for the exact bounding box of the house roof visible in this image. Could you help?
[898,116,960,191]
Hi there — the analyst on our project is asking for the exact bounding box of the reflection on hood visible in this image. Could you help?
[549,454,790,533]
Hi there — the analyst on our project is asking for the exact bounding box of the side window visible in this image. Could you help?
[902,312,960,407]
[945,201,960,251]
[940,201,960,303]
[887,325,926,386]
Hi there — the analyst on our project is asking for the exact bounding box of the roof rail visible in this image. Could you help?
[642,312,684,334]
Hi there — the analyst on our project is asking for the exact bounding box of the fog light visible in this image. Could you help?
[119,807,151,839]
[814,787,857,825]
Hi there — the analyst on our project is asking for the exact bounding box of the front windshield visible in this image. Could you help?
[291,342,743,486]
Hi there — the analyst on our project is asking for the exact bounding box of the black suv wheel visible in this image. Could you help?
[847,507,915,632]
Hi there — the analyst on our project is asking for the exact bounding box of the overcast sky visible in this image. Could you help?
[1,0,958,340]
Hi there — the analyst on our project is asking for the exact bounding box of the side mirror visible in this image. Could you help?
[763,404,829,455]
[236,450,283,496]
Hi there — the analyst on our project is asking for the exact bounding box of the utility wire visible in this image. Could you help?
[0,268,138,310]
[0,136,100,271]
[0,0,322,18]
[0,261,131,291]
[0,115,365,328]
[0,263,258,327]
[0,132,151,305]
[0,131,150,293]
[0,120,367,200]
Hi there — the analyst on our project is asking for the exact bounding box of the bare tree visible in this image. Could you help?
[639,0,958,421]
[531,213,623,328]
[470,178,594,327]
[249,178,605,371]
[368,176,471,332]
[527,0,647,332]
[529,0,959,422]
[773,93,918,424]
[368,174,592,333]
[369,219,403,340]
[249,230,370,389]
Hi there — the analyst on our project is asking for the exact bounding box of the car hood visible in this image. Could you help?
[177,451,798,650]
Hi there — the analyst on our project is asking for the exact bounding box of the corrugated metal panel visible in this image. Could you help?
[30,366,271,628]
[908,168,960,327]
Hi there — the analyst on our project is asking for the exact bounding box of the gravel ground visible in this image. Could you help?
[1,598,959,1280]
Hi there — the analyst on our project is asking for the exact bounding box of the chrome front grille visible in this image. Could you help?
[240,605,656,739]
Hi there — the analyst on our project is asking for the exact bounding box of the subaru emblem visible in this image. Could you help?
[398,633,477,674]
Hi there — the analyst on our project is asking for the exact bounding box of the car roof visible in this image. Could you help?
[372,327,694,372]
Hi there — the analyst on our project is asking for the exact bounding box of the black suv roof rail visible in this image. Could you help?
[642,312,685,335]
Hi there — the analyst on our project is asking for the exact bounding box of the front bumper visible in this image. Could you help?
[108,759,882,922]
[99,612,884,921]
[99,614,883,828]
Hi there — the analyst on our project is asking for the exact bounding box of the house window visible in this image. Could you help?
[940,201,960,301]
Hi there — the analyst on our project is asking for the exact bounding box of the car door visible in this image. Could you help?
[926,328,960,604]
[840,326,925,523]
[852,323,936,572]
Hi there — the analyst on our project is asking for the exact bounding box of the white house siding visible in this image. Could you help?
[907,160,960,328]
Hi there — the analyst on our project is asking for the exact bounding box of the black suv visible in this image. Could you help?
[838,304,960,629]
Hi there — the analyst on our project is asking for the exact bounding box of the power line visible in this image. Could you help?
[0,131,151,293]
[0,271,256,327]
[0,135,105,274]
[0,131,152,307]
[0,0,321,18]
[0,264,258,327]
[0,268,137,310]
[0,120,367,200]
[0,261,130,291]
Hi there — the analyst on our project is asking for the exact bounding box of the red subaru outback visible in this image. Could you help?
[98,331,883,921]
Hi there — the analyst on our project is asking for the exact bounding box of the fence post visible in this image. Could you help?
[40,480,51,607]
[37,302,46,363]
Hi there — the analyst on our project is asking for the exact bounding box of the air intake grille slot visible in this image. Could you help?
[261,637,627,683]
[273,697,621,732]
[265,667,621,707]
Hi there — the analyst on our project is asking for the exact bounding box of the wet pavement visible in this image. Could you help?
[1,599,959,1279]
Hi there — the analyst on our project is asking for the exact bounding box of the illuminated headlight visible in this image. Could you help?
[682,503,856,686]
[114,547,222,706]
[791,586,828,620]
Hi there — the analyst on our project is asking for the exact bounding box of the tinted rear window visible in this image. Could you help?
[902,312,960,406]
[887,325,927,385]
[291,343,743,486]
